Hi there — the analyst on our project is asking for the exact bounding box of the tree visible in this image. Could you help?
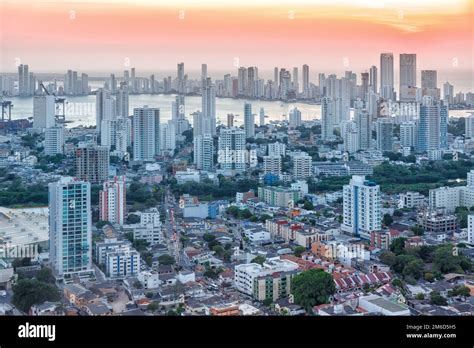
[390,238,407,255]
[430,291,448,306]
[158,254,175,266]
[415,293,425,300]
[251,255,266,265]
[291,269,336,310]
[382,214,393,227]
[293,246,306,258]
[147,302,159,311]
[203,233,216,242]
[126,214,140,224]
[12,279,60,312]
[448,286,470,298]
[36,267,55,284]
[379,251,397,267]
[411,225,424,236]
[262,298,272,306]
[403,259,424,280]
[433,245,472,274]
[424,272,435,282]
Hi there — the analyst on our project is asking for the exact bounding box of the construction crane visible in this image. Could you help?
[39,82,67,124]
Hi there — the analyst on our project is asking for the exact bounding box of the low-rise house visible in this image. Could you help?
[358,294,410,316]
[64,284,97,306]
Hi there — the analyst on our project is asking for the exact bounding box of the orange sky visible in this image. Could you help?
[0,0,473,75]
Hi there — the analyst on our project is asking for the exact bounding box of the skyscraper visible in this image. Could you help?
[96,88,115,132]
[75,143,110,183]
[33,95,56,129]
[49,177,93,277]
[421,70,439,99]
[44,126,65,156]
[99,176,126,226]
[302,64,309,98]
[263,156,282,176]
[259,107,265,127]
[218,127,246,173]
[417,97,448,153]
[202,78,216,136]
[321,97,336,140]
[194,134,214,171]
[289,107,302,128]
[292,67,299,93]
[399,54,417,94]
[380,53,394,100]
[292,153,312,179]
[354,99,371,150]
[400,121,417,149]
[465,113,474,139]
[177,62,185,94]
[244,103,255,138]
[375,118,394,152]
[132,106,160,161]
[342,175,381,238]
[369,65,378,93]
[18,64,30,96]
[160,121,176,154]
[115,82,129,119]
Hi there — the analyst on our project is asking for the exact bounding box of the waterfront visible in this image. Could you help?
[5,95,474,128]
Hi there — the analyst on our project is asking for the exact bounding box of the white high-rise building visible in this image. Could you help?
[263,156,282,176]
[202,77,216,136]
[44,126,64,155]
[342,176,381,238]
[342,120,359,154]
[100,119,117,150]
[115,82,129,119]
[160,121,176,154]
[218,127,246,173]
[293,153,312,179]
[380,53,394,100]
[244,103,255,138]
[289,107,302,128]
[400,121,417,148]
[259,107,265,127]
[33,95,56,129]
[96,88,115,132]
[465,113,474,139]
[354,99,371,150]
[467,170,474,187]
[268,142,286,157]
[468,215,474,245]
[321,97,336,140]
[49,177,93,277]
[132,106,160,161]
[193,111,214,138]
[194,134,214,171]
[99,176,126,226]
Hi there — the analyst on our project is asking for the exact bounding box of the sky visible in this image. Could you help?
[0,0,473,77]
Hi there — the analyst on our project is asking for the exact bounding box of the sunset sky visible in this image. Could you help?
[0,0,473,76]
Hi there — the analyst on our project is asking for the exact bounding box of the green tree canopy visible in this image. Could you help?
[291,269,335,310]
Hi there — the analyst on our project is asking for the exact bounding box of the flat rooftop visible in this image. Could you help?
[0,207,49,247]
[369,297,408,313]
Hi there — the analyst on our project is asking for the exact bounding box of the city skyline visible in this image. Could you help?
[1,0,473,73]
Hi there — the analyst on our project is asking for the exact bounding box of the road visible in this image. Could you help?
[163,188,190,269]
